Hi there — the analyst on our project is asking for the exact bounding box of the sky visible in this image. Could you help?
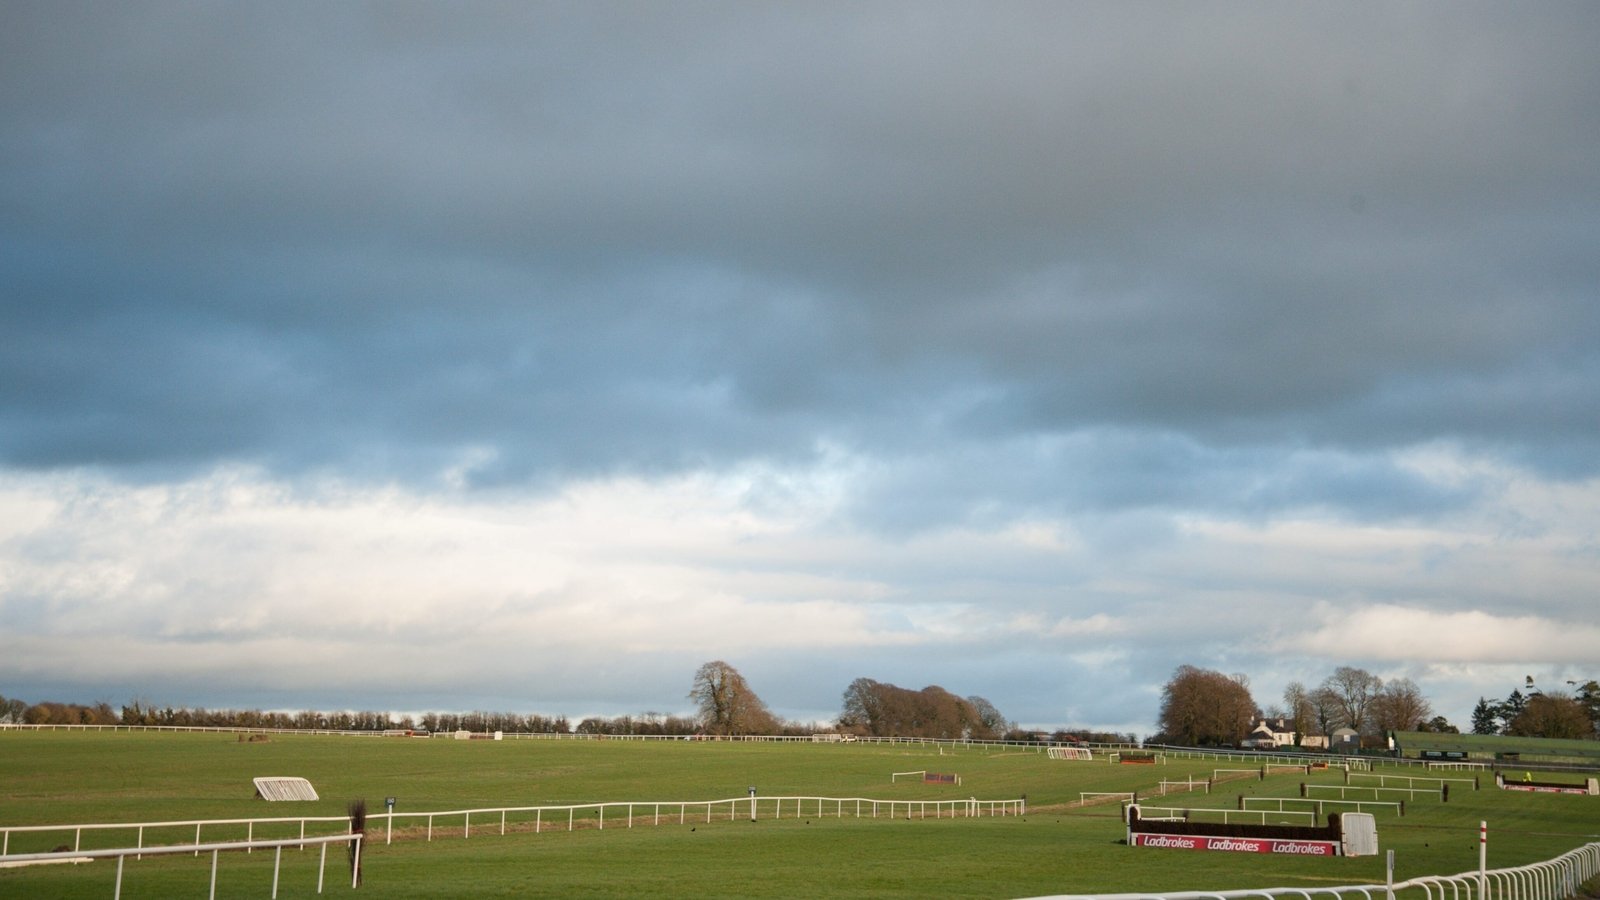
[2,2,1598,735]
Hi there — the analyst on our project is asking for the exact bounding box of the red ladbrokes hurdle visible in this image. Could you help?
[1126,804,1376,857]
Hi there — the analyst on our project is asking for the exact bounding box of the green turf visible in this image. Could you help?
[1392,730,1600,765]
[2,732,1596,898]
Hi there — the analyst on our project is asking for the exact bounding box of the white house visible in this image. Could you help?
[1241,716,1297,749]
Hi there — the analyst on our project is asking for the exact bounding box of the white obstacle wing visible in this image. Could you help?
[252,777,319,801]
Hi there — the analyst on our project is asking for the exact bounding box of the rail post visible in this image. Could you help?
[1479,821,1487,900]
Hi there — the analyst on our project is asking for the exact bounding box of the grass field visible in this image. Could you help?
[2,731,1597,898]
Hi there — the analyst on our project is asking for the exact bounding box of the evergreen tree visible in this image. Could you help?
[1498,689,1526,733]
[1470,697,1498,735]
[1573,680,1600,736]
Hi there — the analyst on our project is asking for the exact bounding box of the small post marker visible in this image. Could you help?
[1478,821,1487,899]
[749,786,757,822]
[385,797,396,845]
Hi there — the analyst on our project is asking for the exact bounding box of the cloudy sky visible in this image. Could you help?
[3,2,1598,733]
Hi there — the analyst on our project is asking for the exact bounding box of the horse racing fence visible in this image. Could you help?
[0,832,361,898]
[1024,838,1600,900]
[384,794,1019,841]
[1348,772,1479,792]
[0,795,1026,859]
[1126,805,1317,826]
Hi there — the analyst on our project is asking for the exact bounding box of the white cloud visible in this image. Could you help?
[4,450,1595,731]
[1287,604,1600,665]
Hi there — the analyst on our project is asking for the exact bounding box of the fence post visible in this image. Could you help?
[1479,821,1487,900]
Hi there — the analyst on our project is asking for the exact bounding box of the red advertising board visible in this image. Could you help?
[1131,833,1340,855]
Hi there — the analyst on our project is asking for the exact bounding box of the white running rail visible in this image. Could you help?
[0,833,361,898]
[1021,840,1600,900]
[2,795,1026,855]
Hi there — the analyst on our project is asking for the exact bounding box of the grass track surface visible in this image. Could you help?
[2,732,1597,898]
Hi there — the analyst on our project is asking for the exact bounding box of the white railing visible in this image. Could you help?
[0,832,361,898]
[1,813,350,857]
[1348,772,1478,792]
[1080,793,1137,807]
[1307,783,1440,801]
[1155,779,1210,796]
[379,794,1022,844]
[1243,796,1404,817]
[1021,840,1600,900]
[2,795,1026,856]
[1131,805,1316,825]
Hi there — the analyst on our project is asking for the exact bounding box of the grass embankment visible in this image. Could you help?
[2,732,1596,898]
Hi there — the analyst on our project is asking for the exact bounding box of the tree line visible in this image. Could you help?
[1470,680,1599,741]
[1158,662,1465,746]
[835,677,1007,740]
[689,662,1133,742]
[0,696,579,734]
[1154,664,1600,748]
[1156,664,1448,747]
[1,661,1137,743]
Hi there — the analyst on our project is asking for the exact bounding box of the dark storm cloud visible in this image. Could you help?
[4,2,1598,512]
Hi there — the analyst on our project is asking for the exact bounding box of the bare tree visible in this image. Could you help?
[966,695,1010,740]
[688,660,776,735]
[837,679,987,739]
[1308,685,1342,739]
[1282,681,1313,745]
[1321,666,1383,735]
[1370,677,1433,733]
[839,677,886,733]
[1157,665,1258,746]
[1508,692,1592,740]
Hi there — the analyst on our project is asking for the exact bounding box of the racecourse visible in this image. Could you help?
[2,730,1596,898]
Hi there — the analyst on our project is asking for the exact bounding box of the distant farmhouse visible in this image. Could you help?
[1240,716,1297,749]
[1238,717,1353,751]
